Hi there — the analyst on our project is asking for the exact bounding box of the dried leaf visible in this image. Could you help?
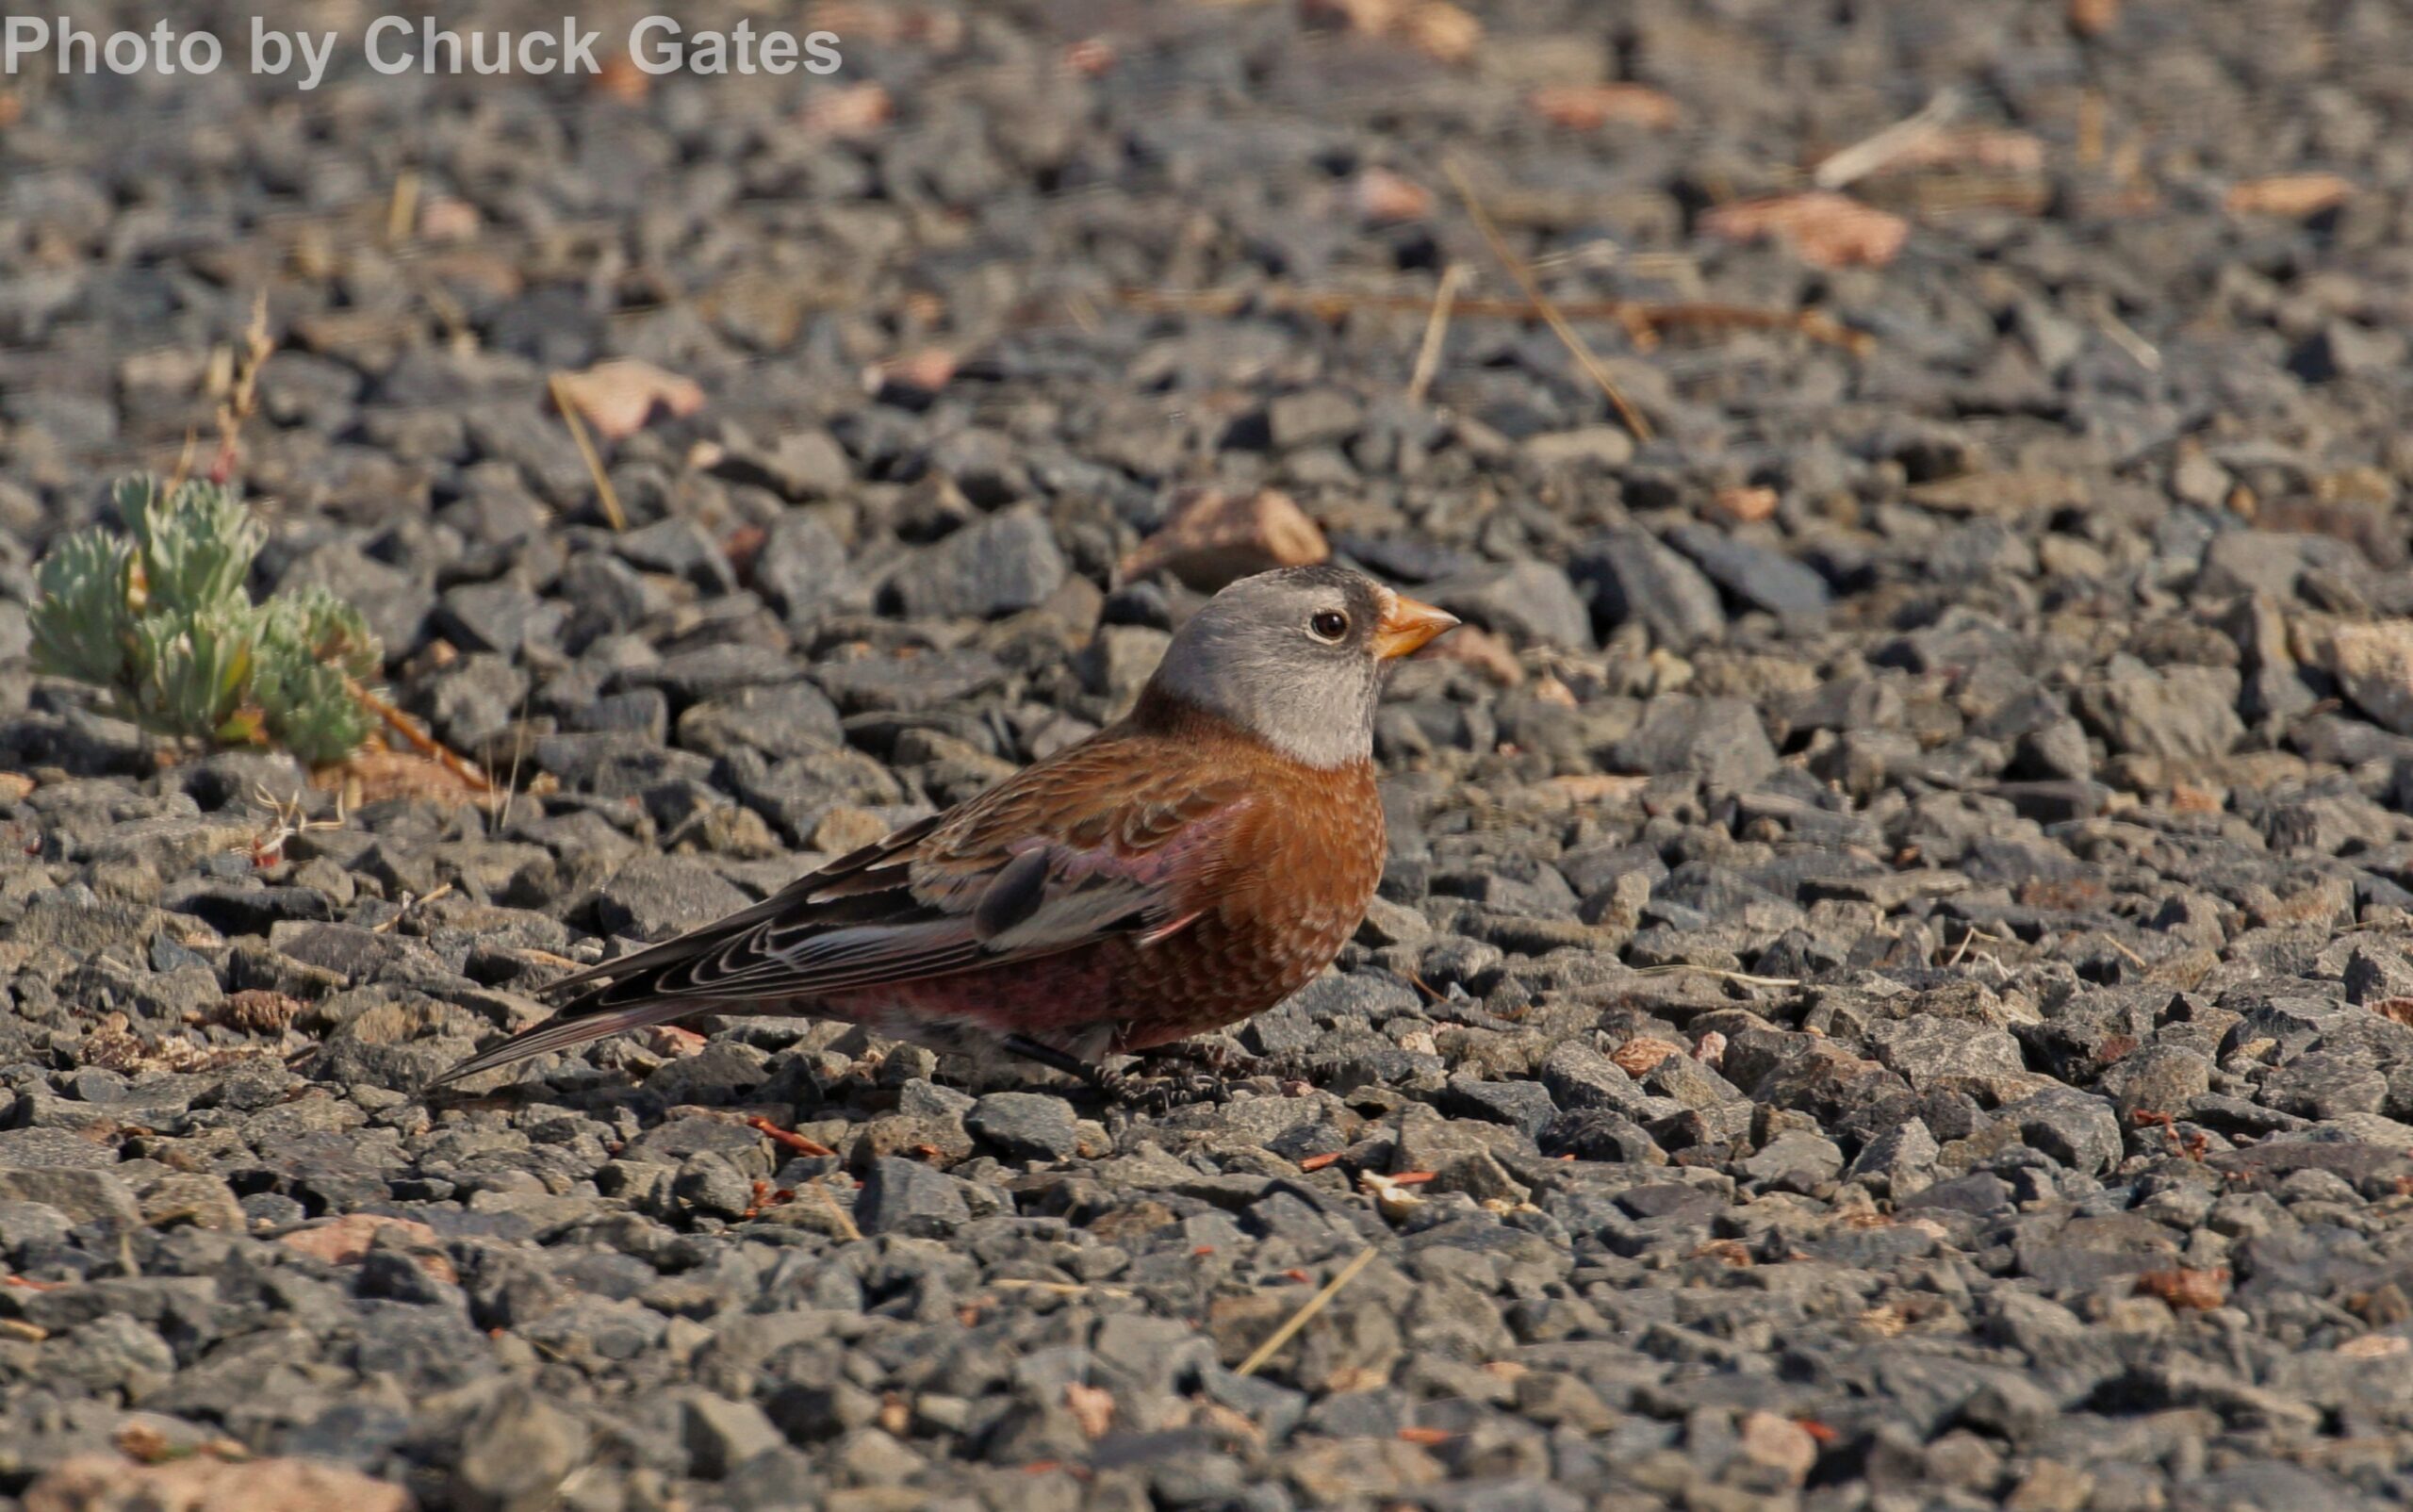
[1610,1037,1683,1076]
[217,990,303,1034]
[1738,1410,1818,1486]
[2225,173,2356,218]
[1400,1,1481,61]
[1352,167,1432,222]
[2373,998,2413,1027]
[1702,191,1909,270]
[1529,83,1679,131]
[595,52,650,102]
[81,1012,261,1076]
[2137,1267,2229,1310]
[1710,485,1778,524]
[113,1423,175,1464]
[1121,487,1329,590]
[1303,0,1481,62]
[315,746,484,806]
[2067,0,2119,35]
[1426,624,1524,686]
[417,196,482,242]
[802,81,895,139]
[1880,126,2048,176]
[552,357,705,442]
[1857,1304,1910,1337]
[645,1025,709,1059]
[2338,1334,2411,1359]
[863,348,959,396]
[25,1454,408,1512]
[1064,1383,1115,1439]
[281,1214,441,1266]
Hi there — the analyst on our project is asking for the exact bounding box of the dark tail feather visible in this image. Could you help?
[425,997,698,1090]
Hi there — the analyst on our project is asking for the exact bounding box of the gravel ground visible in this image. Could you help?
[8,1,2413,1508]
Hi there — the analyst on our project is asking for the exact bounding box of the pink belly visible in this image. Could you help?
[820,946,1134,1039]
[811,916,1338,1055]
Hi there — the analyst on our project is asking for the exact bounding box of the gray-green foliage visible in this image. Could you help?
[30,476,383,765]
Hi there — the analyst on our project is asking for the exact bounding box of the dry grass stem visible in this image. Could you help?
[1443,159,1651,441]
[813,1179,863,1241]
[1405,263,1467,404]
[386,169,421,246]
[1113,287,1865,355]
[1631,964,1802,989]
[549,371,628,531]
[1814,88,1963,189]
[347,680,493,793]
[1237,1246,1379,1378]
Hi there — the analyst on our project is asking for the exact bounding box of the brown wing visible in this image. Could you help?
[430,728,1254,1084]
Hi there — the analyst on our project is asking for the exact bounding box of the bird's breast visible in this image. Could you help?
[1112,756,1387,1047]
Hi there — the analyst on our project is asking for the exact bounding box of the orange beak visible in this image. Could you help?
[1371,593,1460,661]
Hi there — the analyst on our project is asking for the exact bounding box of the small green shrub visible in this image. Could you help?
[30,476,383,766]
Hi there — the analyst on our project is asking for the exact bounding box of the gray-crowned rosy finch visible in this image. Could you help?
[433,565,1458,1095]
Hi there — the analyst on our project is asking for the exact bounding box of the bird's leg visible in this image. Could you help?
[1121,1040,1266,1109]
[1000,1033,1134,1099]
[1137,1040,1328,1091]
[1000,1034,1235,1112]
[1132,1040,1274,1080]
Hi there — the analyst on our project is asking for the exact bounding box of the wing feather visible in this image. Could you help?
[429,733,1256,1086]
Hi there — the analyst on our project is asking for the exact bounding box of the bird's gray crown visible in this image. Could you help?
[1142,566,1394,768]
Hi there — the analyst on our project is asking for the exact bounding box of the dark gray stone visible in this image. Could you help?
[1426,561,1594,649]
[754,514,852,626]
[889,506,1069,619]
[451,1389,589,1512]
[1572,530,1726,649]
[2076,662,2245,763]
[1608,697,1778,789]
[681,1391,786,1478]
[1664,523,1831,626]
[2008,1088,2124,1175]
[854,1156,970,1237]
[594,856,753,941]
[966,1093,1082,1161]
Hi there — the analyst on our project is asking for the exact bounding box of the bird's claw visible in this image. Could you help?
[1003,1033,1284,1113]
[1119,1069,1238,1113]
[1134,1041,1277,1081]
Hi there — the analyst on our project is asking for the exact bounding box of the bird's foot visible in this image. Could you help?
[1004,1034,1280,1112]
[1133,1040,1276,1081]
[1001,1033,1117,1091]
[1002,1033,1169,1106]
[1111,1069,1238,1114]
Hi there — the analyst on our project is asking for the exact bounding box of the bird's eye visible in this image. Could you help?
[1309,610,1350,642]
